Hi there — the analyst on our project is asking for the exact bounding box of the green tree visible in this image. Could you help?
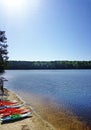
[0,30,8,72]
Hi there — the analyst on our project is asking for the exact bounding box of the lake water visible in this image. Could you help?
[3,70,91,123]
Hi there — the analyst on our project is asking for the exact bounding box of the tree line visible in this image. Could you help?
[0,30,8,73]
[7,60,91,70]
[1,30,91,71]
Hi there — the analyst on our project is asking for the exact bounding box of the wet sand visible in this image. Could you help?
[0,89,91,130]
[14,91,91,130]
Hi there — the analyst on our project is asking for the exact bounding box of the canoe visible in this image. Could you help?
[1,112,31,122]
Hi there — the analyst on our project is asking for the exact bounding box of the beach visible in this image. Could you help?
[0,88,90,130]
[0,89,55,130]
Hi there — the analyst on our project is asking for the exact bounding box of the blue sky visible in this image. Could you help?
[0,0,91,61]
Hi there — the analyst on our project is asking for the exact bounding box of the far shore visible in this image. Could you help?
[0,88,91,130]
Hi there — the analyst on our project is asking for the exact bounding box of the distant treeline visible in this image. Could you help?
[6,60,91,70]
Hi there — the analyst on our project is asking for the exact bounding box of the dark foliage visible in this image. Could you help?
[7,60,91,70]
[0,31,8,72]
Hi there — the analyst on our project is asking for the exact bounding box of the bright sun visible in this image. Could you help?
[1,0,42,18]
[1,0,27,15]
[2,0,25,8]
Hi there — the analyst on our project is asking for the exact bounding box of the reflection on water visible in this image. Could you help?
[4,70,91,123]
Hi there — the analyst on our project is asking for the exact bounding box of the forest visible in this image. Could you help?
[6,60,91,70]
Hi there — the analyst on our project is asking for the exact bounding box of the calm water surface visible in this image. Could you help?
[4,70,91,122]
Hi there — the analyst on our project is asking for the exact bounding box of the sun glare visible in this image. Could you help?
[1,0,43,20]
[2,0,25,8]
[1,0,42,14]
[1,0,27,15]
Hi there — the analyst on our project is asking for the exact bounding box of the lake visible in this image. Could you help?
[3,70,91,125]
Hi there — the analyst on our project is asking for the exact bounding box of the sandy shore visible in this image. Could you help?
[0,89,55,130]
[0,89,91,130]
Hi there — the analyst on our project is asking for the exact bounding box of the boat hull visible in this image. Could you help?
[1,112,31,122]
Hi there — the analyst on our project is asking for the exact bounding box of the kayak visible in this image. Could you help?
[7,104,24,108]
[0,100,18,106]
[0,103,23,110]
[0,106,6,110]
[1,109,30,117]
[0,100,24,108]
[0,107,24,114]
[1,112,31,122]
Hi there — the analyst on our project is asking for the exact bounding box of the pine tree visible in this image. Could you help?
[0,30,8,72]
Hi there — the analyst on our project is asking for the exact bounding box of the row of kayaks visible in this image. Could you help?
[0,99,32,123]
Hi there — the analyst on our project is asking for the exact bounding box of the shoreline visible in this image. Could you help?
[1,88,91,130]
[0,88,56,130]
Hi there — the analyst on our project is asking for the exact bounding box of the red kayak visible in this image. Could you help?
[0,107,24,114]
[0,100,18,106]
[1,109,30,117]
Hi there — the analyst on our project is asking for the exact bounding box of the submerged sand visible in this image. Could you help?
[0,88,91,130]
